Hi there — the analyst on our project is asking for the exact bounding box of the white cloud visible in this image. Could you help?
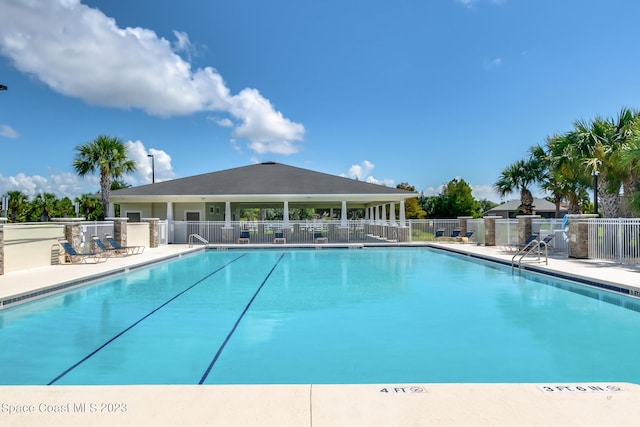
[216,118,234,128]
[125,140,176,185]
[0,124,19,138]
[0,140,174,199]
[0,0,304,155]
[344,160,394,187]
[348,160,376,181]
[0,171,94,199]
[471,184,500,202]
[483,57,503,70]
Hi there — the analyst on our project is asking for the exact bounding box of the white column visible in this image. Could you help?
[365,207,370,221]
[166,201,174,243]
[399,200,406,227]
[389,202,396,225]
[108,203,115,218]
[224,201,231,227]
[283,201,290,228]
[341,200,348,227]
[381,204,387,223]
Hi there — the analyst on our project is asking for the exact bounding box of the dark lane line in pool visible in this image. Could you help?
[198,252,286,384]
[47,253,248,385]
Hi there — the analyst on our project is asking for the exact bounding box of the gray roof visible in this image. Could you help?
[111,162,416,205]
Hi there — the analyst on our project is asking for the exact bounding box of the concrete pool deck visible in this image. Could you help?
[1,242,639,426]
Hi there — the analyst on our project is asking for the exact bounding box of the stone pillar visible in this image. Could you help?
[109,217,129,248]
[457,216,473,235]
[517,215,540,245]
[483,216,497,246]
[567,214,598,259]
[143,218,159,248]
[64,223,83,250]
[0,224,4,275]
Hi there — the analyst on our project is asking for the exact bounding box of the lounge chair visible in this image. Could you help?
[504,235,537,253]
[450,228,461,238]
[273,231,286,244]
[93,236,127,256]
[314,231,328,244]
[104,234,144,255]
[237,231,251,244]
[58,239,108,264]
[457,231,474,243]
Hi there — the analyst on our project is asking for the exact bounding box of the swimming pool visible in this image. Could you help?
[1,248,639,385]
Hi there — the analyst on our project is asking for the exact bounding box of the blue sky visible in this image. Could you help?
[1,0,639,202]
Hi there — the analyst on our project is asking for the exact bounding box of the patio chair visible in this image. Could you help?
[450,228,461,238]
[314,231,328,244]
[504,234,537,253]
[457,231,474,243]
[93,236,127,257]
[434,229,445,239]
[238,231,251,244]
[58,239,109,264]
[104,234,145,255]
[273,231,286,244]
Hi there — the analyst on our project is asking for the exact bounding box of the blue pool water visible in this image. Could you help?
[1,248,640,385]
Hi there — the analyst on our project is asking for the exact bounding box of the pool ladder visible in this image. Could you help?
[188,233,210,248]
[511,238,549,270]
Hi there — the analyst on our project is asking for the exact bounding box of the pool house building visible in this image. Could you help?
[109,162,418,245]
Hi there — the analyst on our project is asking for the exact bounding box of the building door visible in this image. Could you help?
[186,211,201,239]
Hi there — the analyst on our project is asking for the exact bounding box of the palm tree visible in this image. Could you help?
[494,157,544,215]
[613,108,640,217]
[75,193,103,221]
[73,135,136,219]
[5,190,28,222]
[543,134,592,214]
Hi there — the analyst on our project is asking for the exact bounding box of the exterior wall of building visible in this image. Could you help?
[120,203,154,220]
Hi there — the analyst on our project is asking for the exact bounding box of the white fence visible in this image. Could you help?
[585,218,640,264]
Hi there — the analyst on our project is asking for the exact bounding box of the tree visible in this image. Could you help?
[494,157,544,215]
[28,193,57,221]
[75,193,103,220]
[427,178,482,218]
[4,190,28,222]
[396,183,426,219]
[543,134,591,214]
[73,135,136,219]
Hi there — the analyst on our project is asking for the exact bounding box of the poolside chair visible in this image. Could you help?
[103,234,144,255]
[273,231,286,244]
[450,228,461,238]
[237,230,251,244]
[313,231,328,244]
[93,236,127,257]
[502,234,537,253]
[58,239,109,264]
[434,229,445,239]
[457,231,474,243]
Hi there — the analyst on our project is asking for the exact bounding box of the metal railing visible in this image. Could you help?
[172,220,407,244]
[585,218,640,264]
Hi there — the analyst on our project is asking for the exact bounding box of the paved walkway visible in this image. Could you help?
[1,243,639,426]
